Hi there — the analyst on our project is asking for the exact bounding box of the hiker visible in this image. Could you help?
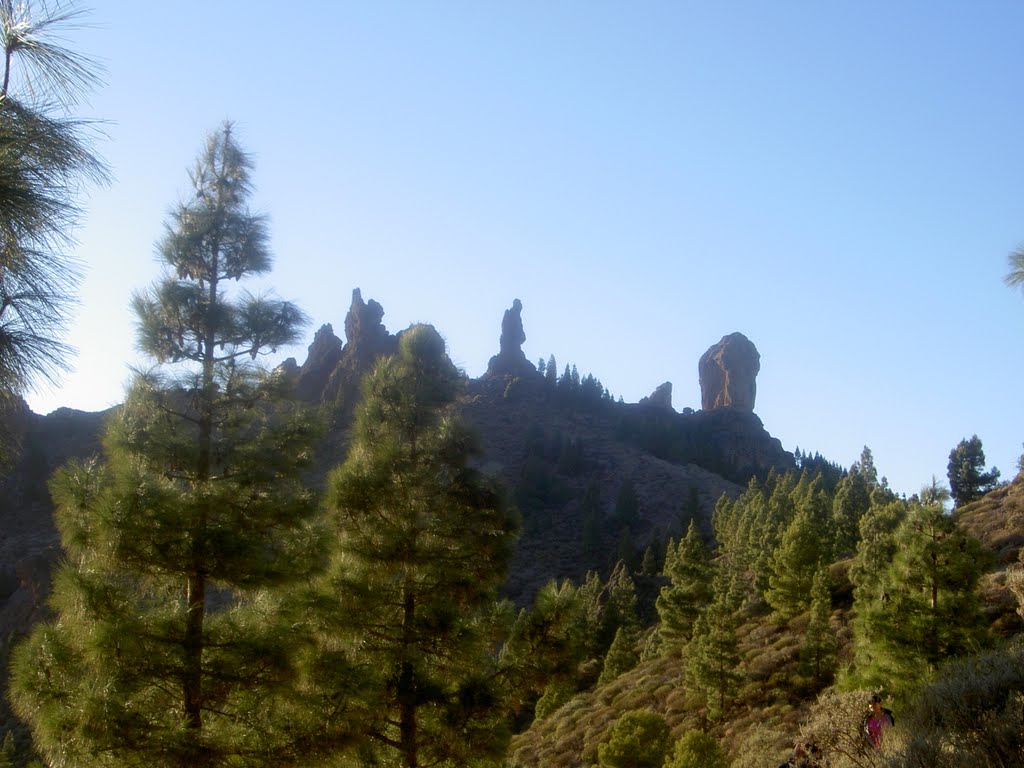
[864,694,895,748]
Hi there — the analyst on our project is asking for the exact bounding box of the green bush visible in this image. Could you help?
[596,709,671,768]
[664,730,728,768]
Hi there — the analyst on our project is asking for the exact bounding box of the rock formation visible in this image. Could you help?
[0,296,803,735]
[486,298,536,378]
[639,381,673,410]
[292,323,343,401]
[343,288,391,357]
[291,289,398,404]
[699,332,760,411]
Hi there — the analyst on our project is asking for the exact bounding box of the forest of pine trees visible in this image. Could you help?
[2,7,1023,766]
[2,122,1021,767]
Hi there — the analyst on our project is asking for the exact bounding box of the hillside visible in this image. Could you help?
[4,291,1019,766]
[507,470,1024,768]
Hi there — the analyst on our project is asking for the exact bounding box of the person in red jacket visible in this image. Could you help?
[864,694,895,748]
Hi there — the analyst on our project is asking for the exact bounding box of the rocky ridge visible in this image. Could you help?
[0,291,793,644]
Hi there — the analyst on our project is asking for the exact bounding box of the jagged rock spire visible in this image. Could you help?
[486,298,536,378]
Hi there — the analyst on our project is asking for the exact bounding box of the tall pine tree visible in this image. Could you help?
[10,124,329,767]
[656,521,713,648]
[319,324,519,768]
[947,434,1000,507]
[851,498,989,696]
[831,467,871,557]
[685,566,741,721]
[799,566,837,687]
[765,474,832,620]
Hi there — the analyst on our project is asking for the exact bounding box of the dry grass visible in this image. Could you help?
[507,611,839,768]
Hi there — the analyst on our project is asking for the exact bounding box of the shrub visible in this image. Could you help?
[664,730,728,768]
[729,723,793,768]
[596,709,671,768]
[797,689,891,767]
[886,644,1024,767]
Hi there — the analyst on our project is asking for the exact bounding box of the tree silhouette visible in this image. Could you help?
[10,124,326,767]
[947,434,1000,507]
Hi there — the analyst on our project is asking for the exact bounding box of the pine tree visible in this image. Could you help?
[852,445,879,487]
[656,521,713,647]
[577,561,642,670]
[10,124,329,767]
[598,626,639,685]
[720,478,765,597]
[500,579,586,711]
[320,325,519,768]
[685,567,741,721]
[0,0,108,460]
[832,467,871,557]
[750,472,797,597]
[848,498,906,604]
[765,475,832,619]
[799,567,837,687]
[851,498,990,696]
[947,434,1000,507]
[640,543,658,575]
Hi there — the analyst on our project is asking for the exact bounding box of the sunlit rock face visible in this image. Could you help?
[699,332,760,412]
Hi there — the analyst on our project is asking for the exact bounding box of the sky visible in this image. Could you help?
[19,1,1024,498]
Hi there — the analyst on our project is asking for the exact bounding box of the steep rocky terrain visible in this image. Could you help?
[0,290,794,729]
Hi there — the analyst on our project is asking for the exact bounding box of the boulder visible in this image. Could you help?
[699,332,760,411]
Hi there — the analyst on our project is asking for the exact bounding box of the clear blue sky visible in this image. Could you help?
[25,1,1024,498]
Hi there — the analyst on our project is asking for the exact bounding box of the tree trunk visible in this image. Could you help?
[400,587,418,768]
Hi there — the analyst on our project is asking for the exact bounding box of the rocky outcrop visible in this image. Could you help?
[343,288,391,359]
[699,332,760,411]
[292,323,343,401]
[639,382,673,411]
[486,298,536,379]
[291,289,398,405]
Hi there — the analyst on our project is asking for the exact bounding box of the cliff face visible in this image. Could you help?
[276,294,794,600]
[0,292,794,641]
